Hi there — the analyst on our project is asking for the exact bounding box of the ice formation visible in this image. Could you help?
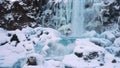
[0,0,120,68]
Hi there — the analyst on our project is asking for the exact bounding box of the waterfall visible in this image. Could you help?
[71,0,85,37]
[42,0,103,36]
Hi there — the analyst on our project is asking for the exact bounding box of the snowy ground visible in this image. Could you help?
[0,27,120,68]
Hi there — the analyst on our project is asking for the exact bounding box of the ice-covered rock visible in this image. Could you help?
[105,46,120,57]
[112,29,120,38]
[58,23,71,36]
[114,37,120,47]
[81,30,99,38]
[90,38,112,47]
[41,38,74,59]
[100,31,115,42]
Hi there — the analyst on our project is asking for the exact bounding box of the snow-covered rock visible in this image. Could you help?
[0,28,9,46]
[63,39,106,68]
[22,26,36,38]
[23,41,35,55]
[39,28,61,45]
[15,29,27,42]
[22,53,44,68]
[63,39,120,68]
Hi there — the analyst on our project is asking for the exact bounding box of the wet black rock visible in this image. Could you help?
[74,52,83,58]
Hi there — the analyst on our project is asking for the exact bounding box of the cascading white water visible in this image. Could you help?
[71,0,85,37]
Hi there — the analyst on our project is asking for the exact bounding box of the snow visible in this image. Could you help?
[0,33,9,45]
[1,26,120,68]
[10,0,19,2]
[0,27,120,68]
[45,60,64,68]
[0,44,25,67]
[23,41,35,55]
[1,0,120,67]
[5,13,14,20]
[63,39,120,68]
[15,29,27,42]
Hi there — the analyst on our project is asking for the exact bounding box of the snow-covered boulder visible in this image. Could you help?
[63,39,106,68]
[42,28,61,38]
[63,39,120,68]
[15,29,27,42]
[39,28,61,45]
[22,53,44,68]
[100,31,115,42]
